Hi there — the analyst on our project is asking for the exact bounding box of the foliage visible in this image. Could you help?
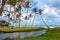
[0,20,10,27]
[0,0,49,29]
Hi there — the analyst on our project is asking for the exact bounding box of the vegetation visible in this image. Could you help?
[0,20,10,27]
[0,27,45,33]
[0,0,49,30]
[4,38,21,40]
[3,27,60,40]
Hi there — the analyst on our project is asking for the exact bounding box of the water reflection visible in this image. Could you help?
[0,30,46,40]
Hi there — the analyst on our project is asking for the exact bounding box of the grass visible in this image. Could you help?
[0,26,45,33]
[3,27,60,40]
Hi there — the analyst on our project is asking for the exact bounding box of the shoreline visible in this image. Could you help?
[0,27,46,33]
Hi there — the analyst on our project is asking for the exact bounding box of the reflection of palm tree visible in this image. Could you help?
[38,9,50,31]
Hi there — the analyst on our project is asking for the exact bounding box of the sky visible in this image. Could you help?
[0,0,60,26]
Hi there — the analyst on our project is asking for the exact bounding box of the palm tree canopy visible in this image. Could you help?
[7,0,16,6]
[33,8,37,13]
[6,13,10,17]
[16,13,21,18]
[23,1,30,8]
[9,17,12,20]
[38,9,43,15]
[17,0,24,2]
[15,5,22,12]
[29,14,32,18]
[24,16,29,20]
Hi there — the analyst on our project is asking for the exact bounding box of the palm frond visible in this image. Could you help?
[38,9,42,15]
[33,8,37,13]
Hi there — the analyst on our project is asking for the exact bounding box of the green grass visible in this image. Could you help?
[3,27,60,40]
[0,26,45,33]
[23,27,60,40]
[4,37,21,40]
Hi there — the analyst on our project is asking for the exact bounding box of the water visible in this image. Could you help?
[0,30,46,40]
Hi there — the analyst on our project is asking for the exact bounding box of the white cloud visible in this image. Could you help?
[34,0,60,17]
[43,6,60,17]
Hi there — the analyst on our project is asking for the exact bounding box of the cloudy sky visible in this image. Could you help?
[30,0,60,26]
[0,0,60,26]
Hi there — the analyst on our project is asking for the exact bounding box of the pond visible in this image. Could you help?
[0,30,46,40]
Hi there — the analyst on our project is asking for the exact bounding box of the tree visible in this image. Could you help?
[0,0,6,16]
[24,15,29,27]
[0,20,10,27]
[31,8,37,27]
[0,0,50,30]
[38,9,50,32]
[16,13,21,27]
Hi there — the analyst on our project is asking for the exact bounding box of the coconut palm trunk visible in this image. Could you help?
[38,9,50,32]
[40,14,50,32]
[31,13,36,27]
[24,8,29,27]
[30,8,37,27]
[19,18,20,27]
[19,13,21,28]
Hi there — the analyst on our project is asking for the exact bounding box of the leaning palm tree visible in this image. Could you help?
[31,8,37,27]
[38,9,50,32]
[16,13,21,27]
[24,16,29,27]
[28,13,32,27]
[23,0,30,27]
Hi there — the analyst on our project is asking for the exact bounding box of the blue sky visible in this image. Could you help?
[0,0,60,26]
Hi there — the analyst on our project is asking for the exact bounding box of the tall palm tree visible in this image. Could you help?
[38,9,50,32]
[28,13,32,27]
[16,13,21,27]
[24,15,29,27]
[0,0,6,16]
[31,8,37,27]
[22,0,30,27]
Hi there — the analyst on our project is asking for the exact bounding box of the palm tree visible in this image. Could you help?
[24,15,29,27]
[16,13,21,27]
[38,9,50,32]
[31,8,37,27]
[23,1,30,8]
[7,0,16,6]
[28,13,32,27]
[0,0,6,16]
[22,0,30,27]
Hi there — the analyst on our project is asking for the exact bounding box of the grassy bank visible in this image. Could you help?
[0,26,45,33]
[4,27,60,40]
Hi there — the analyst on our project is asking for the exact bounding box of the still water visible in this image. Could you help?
[0,30,46,40]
